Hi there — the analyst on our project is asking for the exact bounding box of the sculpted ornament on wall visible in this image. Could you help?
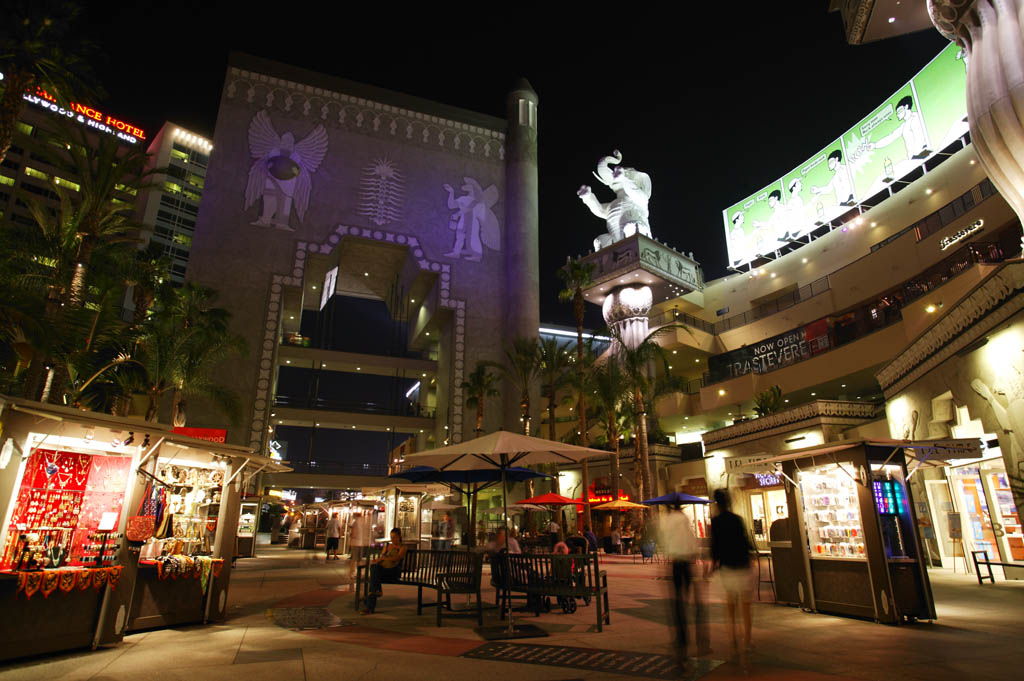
[358,158,405,226]
[442,177,500,262]
[245,110,329,230]
[578,150,653,252]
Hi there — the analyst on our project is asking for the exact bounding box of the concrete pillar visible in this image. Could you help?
[503,79,541,429]
[930,0,1024,252]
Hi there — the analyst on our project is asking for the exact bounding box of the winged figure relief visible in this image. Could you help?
[442,177,500,262]
[244,110,329,230]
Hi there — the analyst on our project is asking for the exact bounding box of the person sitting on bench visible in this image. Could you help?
[362,528,407,614]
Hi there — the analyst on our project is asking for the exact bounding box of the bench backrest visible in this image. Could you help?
[498,551,601,590]
[364,548,481,587]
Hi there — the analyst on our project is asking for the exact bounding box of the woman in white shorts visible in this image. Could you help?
[710,489,755,660]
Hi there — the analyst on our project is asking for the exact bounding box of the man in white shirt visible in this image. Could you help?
[326,511,343,561]
[660,507,710,665]
[348,512,372,578]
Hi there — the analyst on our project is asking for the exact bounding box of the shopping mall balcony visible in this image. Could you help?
[650,148,1021,436]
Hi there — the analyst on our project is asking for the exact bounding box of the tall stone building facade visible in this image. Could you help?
[187,54,539,459]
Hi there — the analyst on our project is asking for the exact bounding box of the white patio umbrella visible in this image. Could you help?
[403,430,607,639]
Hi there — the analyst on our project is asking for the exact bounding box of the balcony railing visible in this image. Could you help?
[286,460,389,476]
[281,334,439,360]
[703,238,1013,385]
[273,395,437,418]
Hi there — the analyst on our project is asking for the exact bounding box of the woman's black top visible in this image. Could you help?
[710,511,753,568]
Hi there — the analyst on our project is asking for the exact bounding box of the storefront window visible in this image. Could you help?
[798,464,866,560]
[950,459,1023,563]
[1,449,132,570]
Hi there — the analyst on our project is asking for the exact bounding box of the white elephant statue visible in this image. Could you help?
[578,149,653,251]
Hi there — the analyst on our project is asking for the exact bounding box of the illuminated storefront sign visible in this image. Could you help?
[21,87,146,145]
[939,219,984,250]
[172,426,227,443]
[722,43,968,268]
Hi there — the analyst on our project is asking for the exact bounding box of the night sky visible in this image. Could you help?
[80,4,948,328]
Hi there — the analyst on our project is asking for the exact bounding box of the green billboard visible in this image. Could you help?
[723,43,968,268]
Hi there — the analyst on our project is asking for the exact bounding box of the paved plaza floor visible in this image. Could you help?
[2,546,1022,680]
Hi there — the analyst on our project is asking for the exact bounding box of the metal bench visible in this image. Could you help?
[354,548,482,624]
[971,549,1019,584]
[495,551,610,632]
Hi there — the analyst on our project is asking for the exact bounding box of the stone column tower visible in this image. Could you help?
[502,78,541,430]
[929,0,1024,253]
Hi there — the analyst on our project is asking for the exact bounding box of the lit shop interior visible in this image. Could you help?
[0,397,288,661]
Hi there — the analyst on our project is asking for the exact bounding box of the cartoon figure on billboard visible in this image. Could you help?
[729,211,750,266]
[244,110,329,230]
[870,95,930,160]
[752,190,787,245]
[442,177,500,262]
[781,177,807,240]
[809,149,855,208]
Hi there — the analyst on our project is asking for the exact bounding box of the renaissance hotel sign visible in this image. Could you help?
[21,87,146,145]
[722,43,968,268]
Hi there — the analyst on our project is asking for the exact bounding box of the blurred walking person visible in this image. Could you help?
[660,505,709,668]
[710,488,755,663]
[348,511,372,580]
[325,511,342,561]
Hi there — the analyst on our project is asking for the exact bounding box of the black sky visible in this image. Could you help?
[80,3,949,328]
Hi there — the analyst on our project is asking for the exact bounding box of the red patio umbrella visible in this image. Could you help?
[517,492,577,506]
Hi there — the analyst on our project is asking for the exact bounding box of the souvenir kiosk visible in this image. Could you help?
[0,397,289,661]
[735,439,972,624]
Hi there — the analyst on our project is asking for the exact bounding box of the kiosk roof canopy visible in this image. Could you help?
[729,438,983,474]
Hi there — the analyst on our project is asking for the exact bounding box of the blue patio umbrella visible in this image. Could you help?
[642,491,711,505]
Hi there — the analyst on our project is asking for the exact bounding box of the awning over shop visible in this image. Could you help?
[729,438,983,488]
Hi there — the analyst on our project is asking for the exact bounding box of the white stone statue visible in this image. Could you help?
[245,110,329,230]
[578,150,653,251]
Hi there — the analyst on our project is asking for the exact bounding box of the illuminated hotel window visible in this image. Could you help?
[114,183,138,196]
[163,180,182,194]
[182,188,201,202]
[170,147,189,163]
[0,175,14,186]
[23,166,47,180]
[15,122,33,136]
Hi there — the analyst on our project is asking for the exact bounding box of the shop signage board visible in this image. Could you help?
[726,454,774,474]
[948,512,962,540]
[171,427,228,443]
[722,42,968,267]
[708,319,831,381]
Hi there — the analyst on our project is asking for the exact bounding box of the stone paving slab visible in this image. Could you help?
[1,546,1022,680]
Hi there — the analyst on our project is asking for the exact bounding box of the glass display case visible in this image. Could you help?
[799,464,866,560]
[2,449,132,570]
[236,501,258,558]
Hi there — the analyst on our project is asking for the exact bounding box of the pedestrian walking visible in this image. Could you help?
[439,511,454,550]
[660,505,710,667]
[710,488,755,663]
[348,511,372,579]
[325,511,343,561]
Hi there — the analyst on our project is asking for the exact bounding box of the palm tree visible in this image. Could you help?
[167,284,246,427]
[459,361,499,547]
[0,186,80,398]
[124,242,173,327]
[33,124,155,307]
[462,362,499,437]
[613,323,689,511]
[135,283,246,426]
[537,336,574,494]
[489,336,541,435]
[0,1,101,164]
[558,260,596,527]
[590,357,633,527]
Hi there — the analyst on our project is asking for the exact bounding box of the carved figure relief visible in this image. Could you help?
[578,150,653,252]
[357,158,404,225]
[245,110,329,230]
[442,177,500,262]
[972,374,1024,467]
